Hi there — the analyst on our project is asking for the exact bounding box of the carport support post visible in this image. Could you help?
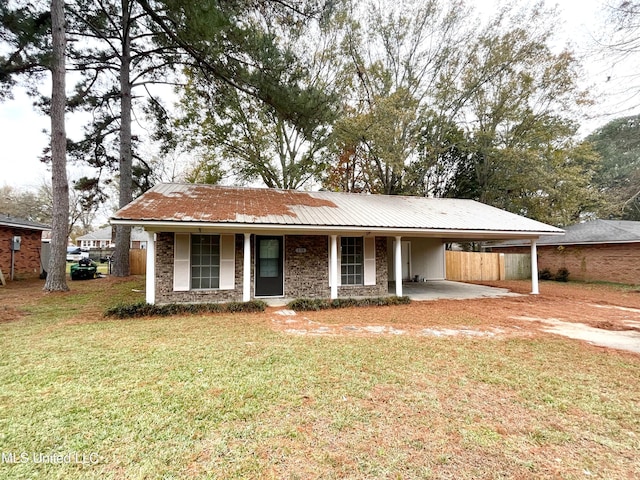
[530,239,539,295]
[330,234,338,300]
[395,236,402,297]
[243,233,251,302]
[145,231,155,304]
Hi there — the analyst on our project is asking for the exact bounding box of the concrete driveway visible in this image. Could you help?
[399,280,522,301]
[264,280,521,306]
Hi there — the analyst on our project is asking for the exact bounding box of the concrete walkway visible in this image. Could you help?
[262,281,520,306]
[400,280,522,301]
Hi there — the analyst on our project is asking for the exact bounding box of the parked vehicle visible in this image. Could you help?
[66,247,89,262]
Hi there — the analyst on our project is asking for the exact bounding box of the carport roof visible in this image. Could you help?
[111,183,563,239]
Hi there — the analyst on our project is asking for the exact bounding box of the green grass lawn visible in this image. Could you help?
[1,279,639,479]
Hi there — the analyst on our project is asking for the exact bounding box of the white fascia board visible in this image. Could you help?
[110,218,563,240]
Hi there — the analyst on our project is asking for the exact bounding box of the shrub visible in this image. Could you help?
[226,300,268,313]
[104,299,267,319]
[555,268,570,282]
[539,268,553,280]
[287,298,330,311]
[330,298,359,309]
[287,296,411,311]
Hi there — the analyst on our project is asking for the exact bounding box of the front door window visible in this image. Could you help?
[255,236,284,296]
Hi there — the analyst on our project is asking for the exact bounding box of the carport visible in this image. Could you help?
[397,280,522,301]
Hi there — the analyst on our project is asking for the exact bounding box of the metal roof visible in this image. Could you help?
[111,183,563,238]
[0,213,50,231]
[493,219,640,247]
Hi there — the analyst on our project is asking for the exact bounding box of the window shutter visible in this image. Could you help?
[363,236,376,286]
[173,233,190,291]
[219,234,236,290]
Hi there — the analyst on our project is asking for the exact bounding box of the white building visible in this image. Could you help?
[77,226,148,249]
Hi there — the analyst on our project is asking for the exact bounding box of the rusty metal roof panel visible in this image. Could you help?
[112,183,562,234]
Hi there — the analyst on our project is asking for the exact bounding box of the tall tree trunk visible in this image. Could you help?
[44,0,69,292]
[112,0,132,277]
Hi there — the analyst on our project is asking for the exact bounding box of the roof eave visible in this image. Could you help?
[495,239,640,247]
[110,218,563,239]
[0,221,51,231]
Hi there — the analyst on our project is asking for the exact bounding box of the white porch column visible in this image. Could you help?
[145,231,156,304]
[394,236,403,297]
[530,239,539,295]
[243,233,251,302]
[330,234,338,300]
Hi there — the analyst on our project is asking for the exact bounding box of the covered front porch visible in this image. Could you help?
[261,280,522,307]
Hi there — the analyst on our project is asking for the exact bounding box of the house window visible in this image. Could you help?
[191,235,220,289]
[341,237,363,285]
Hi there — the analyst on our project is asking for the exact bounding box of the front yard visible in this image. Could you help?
[1,277,639,478]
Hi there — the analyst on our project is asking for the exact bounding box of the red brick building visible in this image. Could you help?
[492,220,640,285]
[0,214,50,282]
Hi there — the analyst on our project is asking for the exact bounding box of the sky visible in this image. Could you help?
[0,0,634,192]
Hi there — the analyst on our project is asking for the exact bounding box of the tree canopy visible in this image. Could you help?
[2,0,628,237]
[587,114,640,220]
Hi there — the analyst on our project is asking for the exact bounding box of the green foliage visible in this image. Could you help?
[171,0,341,190]
[586,114,640,220]
[320,0,598,226]
[555,268,570,282]
[287,296,410,311]
[438,15,599,225]
[0,2,51,99]
[538,267,570,282]
[539,268,554,281]
[104,300,267,319]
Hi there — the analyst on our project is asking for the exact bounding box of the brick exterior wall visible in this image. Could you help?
[0,227,44,281]
[284,235,389,298]
[495,243,640,284]
[153,232,390,303]
[155,232,245,304]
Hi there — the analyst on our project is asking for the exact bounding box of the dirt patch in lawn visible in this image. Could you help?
[269,280,640,354]
[0,305,26,323]
[0,275,145,322]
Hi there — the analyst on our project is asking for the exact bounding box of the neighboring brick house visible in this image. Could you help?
[0,214,50,281]
[110,183,562,304]
[492,220,640,285]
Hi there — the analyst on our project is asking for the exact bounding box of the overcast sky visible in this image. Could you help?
[0,0,632,192]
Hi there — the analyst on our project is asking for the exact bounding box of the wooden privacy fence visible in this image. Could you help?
[129,249,147,275]
[445,251,531,281]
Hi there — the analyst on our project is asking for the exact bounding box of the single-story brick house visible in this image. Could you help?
[110,184,563,304]
[77,226,148,249]
[0,214,50,282]
[492,219,640,285]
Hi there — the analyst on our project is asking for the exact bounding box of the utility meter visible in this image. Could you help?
[11,236,21,251]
